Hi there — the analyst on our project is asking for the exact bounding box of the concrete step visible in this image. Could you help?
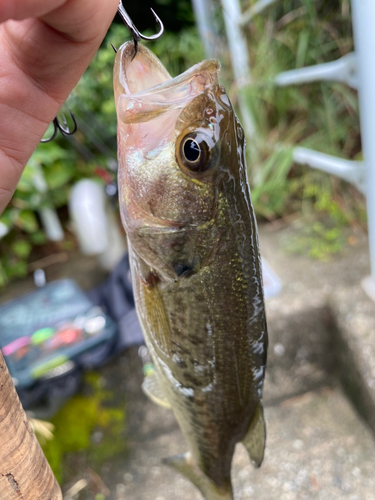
[259,225,375,436]
[330,285,375,435]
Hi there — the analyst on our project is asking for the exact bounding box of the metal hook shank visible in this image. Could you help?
[117,2,164,53]
[57,109,77,136]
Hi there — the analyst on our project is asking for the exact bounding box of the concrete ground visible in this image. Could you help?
[1,223,375,500]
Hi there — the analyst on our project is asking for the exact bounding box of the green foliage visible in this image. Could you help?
[70,24,124,142]
[284,220,346,261]
[0,140,79,285]
[40,372,126,483]
[251,147,295,218]
[155,0,195,24]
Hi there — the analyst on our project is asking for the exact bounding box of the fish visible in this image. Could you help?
[114,41,268,500]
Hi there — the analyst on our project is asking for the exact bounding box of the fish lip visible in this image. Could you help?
[115,41,221,99]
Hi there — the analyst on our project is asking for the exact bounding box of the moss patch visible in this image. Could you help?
[40,371,126,483]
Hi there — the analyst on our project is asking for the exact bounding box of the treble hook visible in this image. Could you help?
[40,110,78,143]
[117,1,164,56]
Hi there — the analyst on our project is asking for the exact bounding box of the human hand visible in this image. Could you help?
[0,0,119,215]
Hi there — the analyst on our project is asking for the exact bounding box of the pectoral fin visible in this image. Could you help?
[164,453,233,500]
[142,371,172,409]
[242,402,266,468]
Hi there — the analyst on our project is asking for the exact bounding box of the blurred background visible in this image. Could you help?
[1,1,375,500]
[0,0,365,283]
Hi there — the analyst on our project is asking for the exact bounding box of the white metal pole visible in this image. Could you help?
[351,0,375,292]
[275,53,357,89]
[220,0,256,138]
[293,148,366,194]
[191,0,219,59]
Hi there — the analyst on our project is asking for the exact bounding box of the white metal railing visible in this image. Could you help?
[351,0,375,301]
[191,0,375,300]
[274,53,357,89]
[191,0,218,59]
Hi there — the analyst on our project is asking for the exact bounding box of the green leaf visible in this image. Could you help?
[16,210,39,233]
[6,261,28,279]
[17,164,38,193]
[11,240,32,259]
[0,262,8,288]
[44,161,75,189]
[31,142,74,166]
[30,231,48,245]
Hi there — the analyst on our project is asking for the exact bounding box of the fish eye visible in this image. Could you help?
[183,139,201,163]
[178,132,213,173]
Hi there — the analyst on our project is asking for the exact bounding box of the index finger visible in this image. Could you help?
[0,0,66,23]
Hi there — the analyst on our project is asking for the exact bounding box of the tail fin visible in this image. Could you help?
[242,402,266,468]
[163,453,233,500]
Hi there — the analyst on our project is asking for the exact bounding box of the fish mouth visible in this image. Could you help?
[114,42,220,127]
[114,42,221,233]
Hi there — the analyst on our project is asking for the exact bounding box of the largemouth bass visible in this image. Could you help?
[114,42,268,500]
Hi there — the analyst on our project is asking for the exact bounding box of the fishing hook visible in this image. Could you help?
[117,1,164,56]
[40,110,78,143]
